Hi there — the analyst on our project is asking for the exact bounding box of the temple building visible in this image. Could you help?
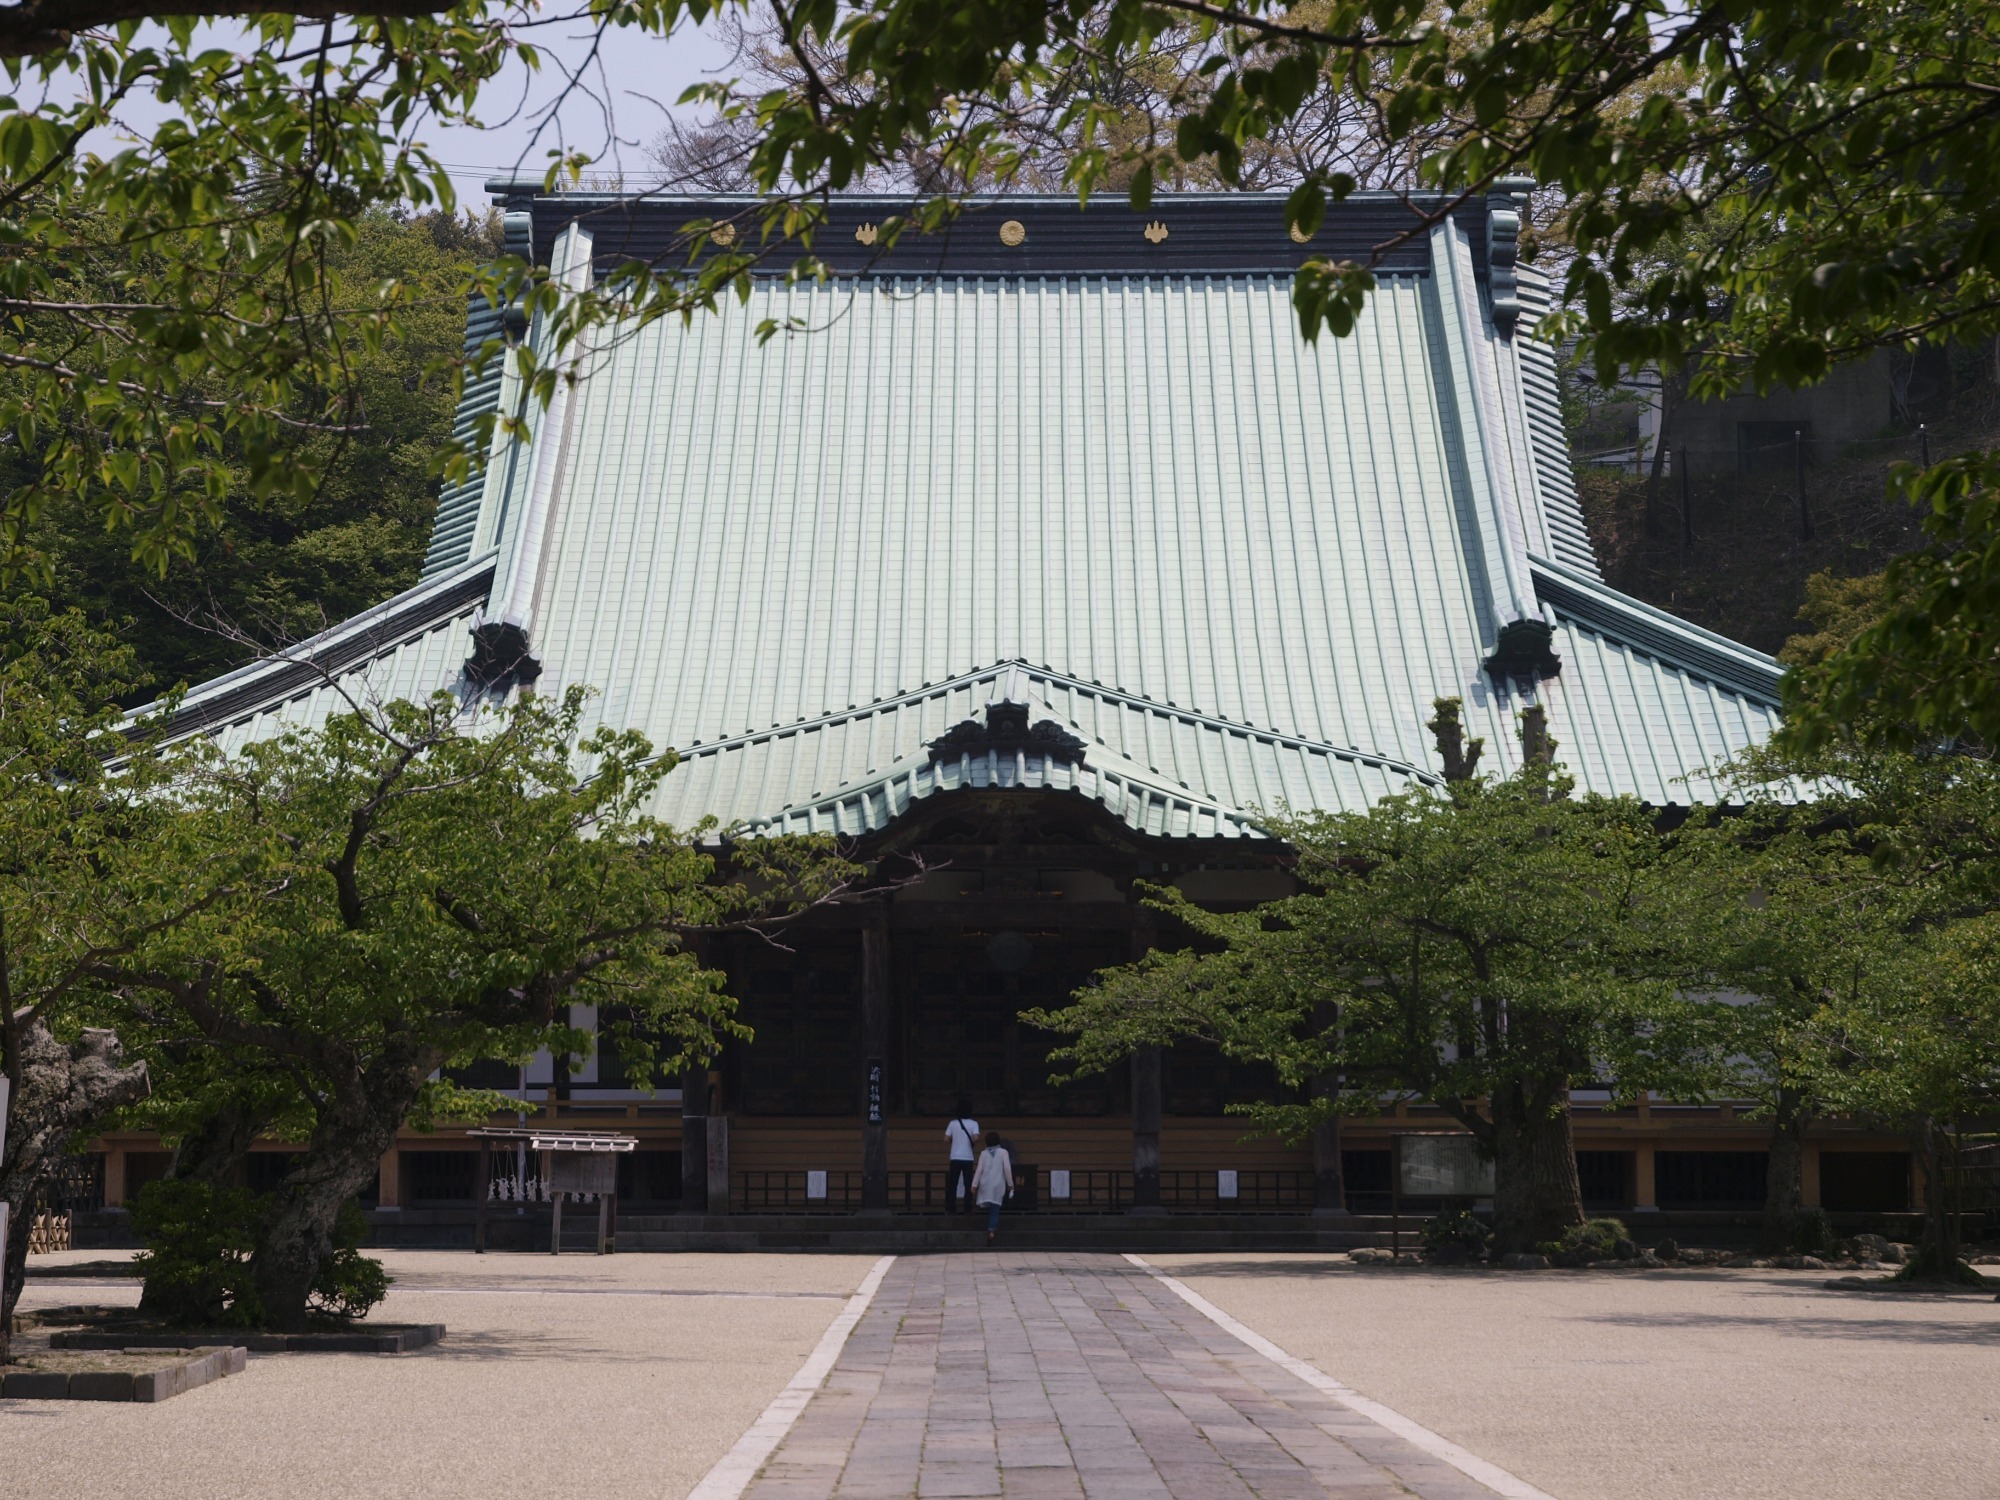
[89,187,1915,1237]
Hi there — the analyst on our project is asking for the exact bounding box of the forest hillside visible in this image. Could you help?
[1575,356,2000,661]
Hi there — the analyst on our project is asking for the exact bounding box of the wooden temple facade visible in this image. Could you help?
[101,188,1917,1230]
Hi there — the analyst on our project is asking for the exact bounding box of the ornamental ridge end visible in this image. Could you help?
[927,700,1087,767]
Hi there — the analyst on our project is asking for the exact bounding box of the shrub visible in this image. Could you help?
[131,1182,387,1327]
[308,1200,390,1322]
[1540,1218,1628,1267]
[131,1180,264,1328]
[1421,1207,1493,1264]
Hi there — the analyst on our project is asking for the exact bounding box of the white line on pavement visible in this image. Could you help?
[1125,1254,1559,1500]
[682,1254,896,1500]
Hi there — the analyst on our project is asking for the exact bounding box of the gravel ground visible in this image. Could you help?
[1150,1253,2000,1500]
[5,1248,875,1500]
[14,1248,1997,1500]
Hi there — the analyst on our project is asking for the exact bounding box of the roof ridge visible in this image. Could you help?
[135,553,500,735]
[741,736,1275,843]
[674,658,1441,785]
[1529,555,1782,702]
[772,718,1252,820]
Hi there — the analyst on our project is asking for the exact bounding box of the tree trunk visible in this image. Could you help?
[168,1095,273,1187]
[136,1093,284,1321]
[0,1023,148,1360]
[1904,1115,1972,1283]
[1758,1087,1809,1254]
[1490,1081,1585,1254]
[1645,399,1670,535]
[251,1047,436,1331]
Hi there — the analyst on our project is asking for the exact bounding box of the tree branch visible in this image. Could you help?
[0,0,453,57]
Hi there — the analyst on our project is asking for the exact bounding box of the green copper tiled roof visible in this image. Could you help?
[160,194,1785,834]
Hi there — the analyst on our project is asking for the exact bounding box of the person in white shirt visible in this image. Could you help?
[944,1096,979,1215]
[971,1132,1014,1246]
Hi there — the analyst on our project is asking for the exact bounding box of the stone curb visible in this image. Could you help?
[24,1259,140,1280]
[51,1323,443,1354]
[1,1345,247,1402]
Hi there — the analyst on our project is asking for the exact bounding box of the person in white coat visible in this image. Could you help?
[944,1095,979,1215]
[971,1131,1013,1246]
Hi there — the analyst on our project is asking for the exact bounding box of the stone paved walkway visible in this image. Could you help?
[741,1253,1504,1500]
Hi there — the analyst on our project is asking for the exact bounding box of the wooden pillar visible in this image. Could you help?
[474,1141,490,1252]
[103,1146,127,1209]
[377,1147,402,1210]
[596,1190,612,1254]
[1634,1143,1658,1211]
[1128,916,1163,1215]
[861,915,891,1215]
[550,1188,563,1254]
[1312,1086,1346,1217]
[706,1115,730,1214]
[1131,1045,1164,1214]
[1801,1143,1822,1209]
[680,1058,708,1217]
[1311,1001,1346,1217]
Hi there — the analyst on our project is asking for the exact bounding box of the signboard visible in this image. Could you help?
[1396,1135,1495,1197]
[1049,1169,1071,1200]
[865,1059,884,1125]
[806,1170,828,1201]
[549,1151,617,1196]
[1216,1169,1239,1200]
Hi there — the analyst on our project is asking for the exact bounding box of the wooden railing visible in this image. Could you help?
[1159,1169,1313,1211]
[734,1167,1317,1214]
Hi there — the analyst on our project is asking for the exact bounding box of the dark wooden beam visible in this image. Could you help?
[474,1140,490,1252]
[1311,998,1347,1216]
[861,913,891,1214]
[1131,1044,1164,1214]
[679,1058,708,1218]
[1313,1083,1348,1216]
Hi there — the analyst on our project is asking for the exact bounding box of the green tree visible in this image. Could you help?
[1811,914,2000,1283]
[1675,805,1915,1254]
[5,3,2000,746]
[1781,454,2000,752]
[1720,739,2000,1280]
[91,685,860,1330]
[0,599,214,1357]
[1031,704,1713,1253]
[1779,571,1896,677]
[15,208,500,691]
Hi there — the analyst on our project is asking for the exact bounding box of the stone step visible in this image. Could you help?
[616,1212,1404,1234]
[614,1222,1396,1253]
[354,1206,1410,1253]
[613,1236,1388,1253]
